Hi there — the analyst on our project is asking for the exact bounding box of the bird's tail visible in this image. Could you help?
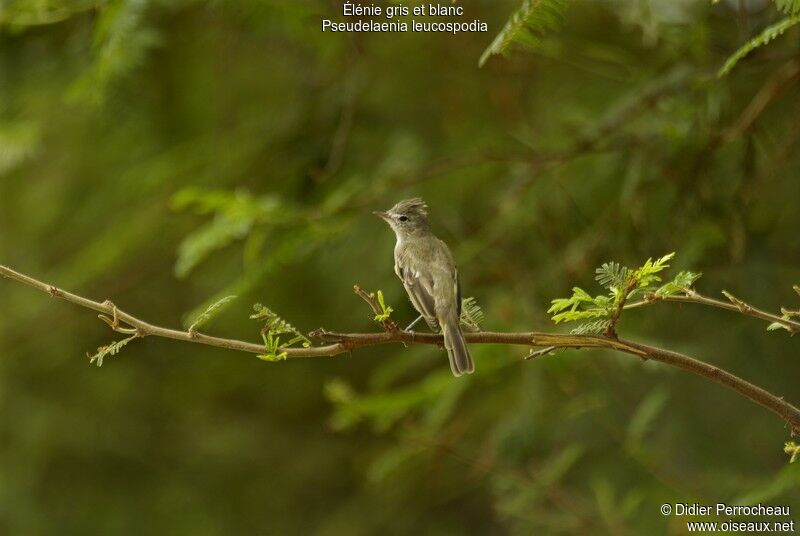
[442,318,474,377]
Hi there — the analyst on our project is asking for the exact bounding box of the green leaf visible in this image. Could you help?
[257,350,288,362]
[595,261,630,290]
[718,15,800,77]
[775,0,800,15]
[87,335,137,367]
[570,319,611,335]
[549,287,611,324]
[785,441,799,463]
[766,305,796,332]
[552,308,608,324]
[0,0,100,27]
[171,188,297,278]
[187,295,237,332]
[373,290,394,322]
[256,331,289,362]
[251,304,311,354]
[460,296,484,332]
[550,253,691,327]
[479,0,568,67]
[548,287,594,314]
[672,270,701,289]
[633,252,674,288]
[655,270,702,297]
[67,0,162,105]
[174,215,252,278]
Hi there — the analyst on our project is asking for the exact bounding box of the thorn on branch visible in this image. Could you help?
[97,301,137,334]
[309,327,330,341]
[722,290,752,313]
[103,301,119,328]
[309,328,345,343]
[525,346,557,360]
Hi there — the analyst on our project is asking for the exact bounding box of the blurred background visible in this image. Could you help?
[1,0,799,533]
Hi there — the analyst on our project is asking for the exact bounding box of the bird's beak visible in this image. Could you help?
[373,211,391,222]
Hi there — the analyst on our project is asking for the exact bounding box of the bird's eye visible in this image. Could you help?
[398,215,409,222]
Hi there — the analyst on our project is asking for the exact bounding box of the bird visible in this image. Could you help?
[373,198,475,377]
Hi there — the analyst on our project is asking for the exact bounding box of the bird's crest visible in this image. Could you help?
[390,198,428,217]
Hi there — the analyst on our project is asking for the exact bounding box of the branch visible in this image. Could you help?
[625,289,800,333]
[2,263,799,435]
[605,277,638,338]
[722,58,800,142]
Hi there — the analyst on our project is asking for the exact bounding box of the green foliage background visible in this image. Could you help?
[1,0,800,533]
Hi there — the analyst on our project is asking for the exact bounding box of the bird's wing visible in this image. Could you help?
[396,263,439,331]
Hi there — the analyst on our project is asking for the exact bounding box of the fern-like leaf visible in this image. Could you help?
[250,304,311,349]
[633,252,674,288]
[174,215,252,278]
[171,188,290,278]
[67,0,162,104]
[549,253,696,328]
[187,295,237,332]
[87,335,137,367]
[719,15,800,76]
[595,261,629,290]
[570,319,610,335]
[655,270,702,297]
[548,287,594,314]
[775,0,800,15]
[460,297,484,332]
[479,0,568,67]
[549,287,611,324]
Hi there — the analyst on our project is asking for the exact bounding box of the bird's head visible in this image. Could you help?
[373,198,431,237]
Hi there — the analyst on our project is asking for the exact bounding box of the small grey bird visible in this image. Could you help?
[374,198,475,377]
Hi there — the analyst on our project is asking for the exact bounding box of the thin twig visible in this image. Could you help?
[352,285,398,332]
[625,289,800,333]
[2,263,799,434]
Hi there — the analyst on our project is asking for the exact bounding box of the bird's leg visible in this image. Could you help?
[404,315,424,332]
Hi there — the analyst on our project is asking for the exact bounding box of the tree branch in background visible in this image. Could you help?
[2,262,799,439]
